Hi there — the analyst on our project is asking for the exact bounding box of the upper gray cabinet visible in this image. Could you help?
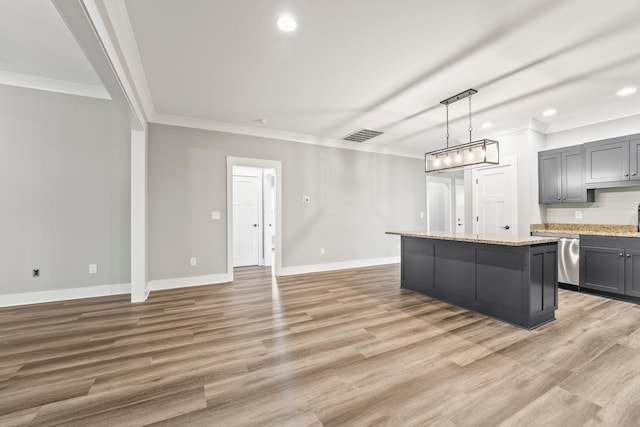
[538,146,591,204]
[585,135,640,186]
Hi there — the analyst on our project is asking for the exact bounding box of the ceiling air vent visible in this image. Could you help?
[343,128,384,143]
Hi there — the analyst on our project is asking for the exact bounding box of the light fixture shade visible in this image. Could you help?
[425,139,499,173]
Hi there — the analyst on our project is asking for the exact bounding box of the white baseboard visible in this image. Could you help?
[148,273,232,291]
[279,256,400,276]
[0,283,131,308]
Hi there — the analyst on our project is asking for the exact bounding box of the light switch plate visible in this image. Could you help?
[190,257,197,266]
[89,264,97,274]
[303,196,311,204]
[211,211,221,220]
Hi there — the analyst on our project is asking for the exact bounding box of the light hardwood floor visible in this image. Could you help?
[1,264,640,426]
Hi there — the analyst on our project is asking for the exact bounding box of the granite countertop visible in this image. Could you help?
[386,230,559,246]
[530,223,640,238]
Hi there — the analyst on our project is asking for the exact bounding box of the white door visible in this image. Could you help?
[473,162,517,236]
[233,175,260,266]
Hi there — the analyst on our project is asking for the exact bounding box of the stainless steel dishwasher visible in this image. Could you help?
[532,232,580,286]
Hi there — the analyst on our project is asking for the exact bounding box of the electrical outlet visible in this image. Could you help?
[32,269,39,278]
[575,210,583,219]
[320,248,325,255]
[190,257,197,266]
[89,264,97,274]
[211,211,221,220]
[420,211,424,218]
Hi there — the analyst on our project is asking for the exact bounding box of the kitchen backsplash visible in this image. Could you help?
[544,187,640,225]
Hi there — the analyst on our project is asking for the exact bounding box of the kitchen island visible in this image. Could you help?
[386,231,559,329]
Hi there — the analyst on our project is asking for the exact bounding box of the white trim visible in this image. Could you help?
[227,157,283,280]
[153,113,423,159]
[279,257,400,276]
[148,273,232,291]
[0,283,131,308]
[0,71,110,100]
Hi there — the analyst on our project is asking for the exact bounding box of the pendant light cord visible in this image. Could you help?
[445,104,450,148]
[468,95,473,143]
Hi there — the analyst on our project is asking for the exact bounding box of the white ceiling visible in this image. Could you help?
[0,0,104,92]
[2,1,640,157]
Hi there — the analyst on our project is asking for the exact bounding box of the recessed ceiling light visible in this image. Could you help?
[481,122,493,129]
[617,86,637,96]
[542,109,557,117]
[277,15,297,32]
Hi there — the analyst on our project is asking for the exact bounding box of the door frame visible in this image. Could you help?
[471,155,518,235]
[227,157,282,279]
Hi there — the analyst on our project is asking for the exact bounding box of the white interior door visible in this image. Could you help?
[233,175,260,266]
[473,162,517,236]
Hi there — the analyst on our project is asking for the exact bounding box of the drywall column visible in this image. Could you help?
[131,129,148,302]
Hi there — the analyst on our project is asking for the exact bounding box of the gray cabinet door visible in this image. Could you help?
[625,249,640,298]
[585,140,629,184]
[401,237,434,293]
[580,246,625,294]
[630,138,640,181]
[562,148,586,202]
[539,152,561,203]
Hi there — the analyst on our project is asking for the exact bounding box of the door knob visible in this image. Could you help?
[252,224,258,227]
[501,225,510,230]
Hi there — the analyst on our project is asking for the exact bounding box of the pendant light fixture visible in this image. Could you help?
[425,89,499,173]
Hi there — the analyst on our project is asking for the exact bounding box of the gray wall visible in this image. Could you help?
[0,84,131,294]
[148,123,425,280]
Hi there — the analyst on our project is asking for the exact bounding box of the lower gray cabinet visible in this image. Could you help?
[580,246,625,295]
[625,249,640,298]
[580,235,640,297]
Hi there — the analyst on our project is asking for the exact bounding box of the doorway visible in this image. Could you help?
[232,167,262,267]
[426,171,465,232]
[227,157,282,280]
[472,158,518,235]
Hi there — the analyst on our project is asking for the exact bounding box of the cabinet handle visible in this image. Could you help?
[627,254,631,258]
[557,197,562,200]
[619,253,624,256]
[633,173,638,176]
[625,174,629,177]
[562,197,567,200]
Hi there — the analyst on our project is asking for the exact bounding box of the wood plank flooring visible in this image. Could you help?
[1,264,640,426]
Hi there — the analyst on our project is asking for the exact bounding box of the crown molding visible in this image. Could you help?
[0,70,110,99]
[151,113,423,159]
